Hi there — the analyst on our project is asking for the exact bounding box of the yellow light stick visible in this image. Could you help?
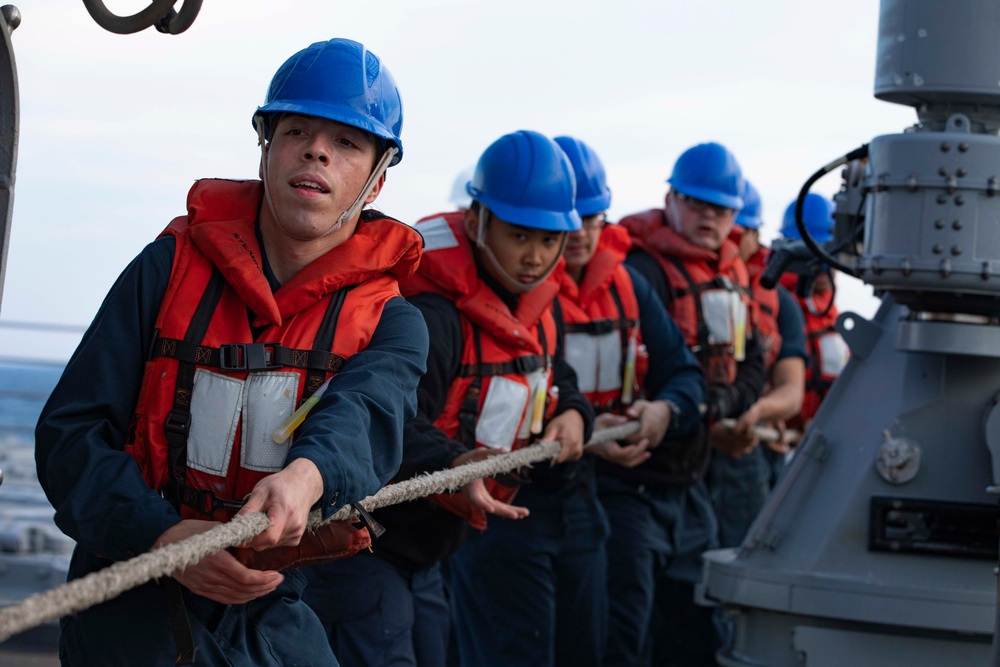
[621,326,639,405]
[530,370,549,435]
[272,377,333,444]
[732,297,746,362]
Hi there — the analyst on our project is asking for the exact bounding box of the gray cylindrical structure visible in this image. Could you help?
[700,1,1000,664]
[875,0,1000,107]
[857,117,1000,315]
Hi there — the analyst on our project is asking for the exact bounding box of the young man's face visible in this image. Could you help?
[261,114,381,244]
[471,214,566,289]
[563,213,606,274]
[669,191,737,251]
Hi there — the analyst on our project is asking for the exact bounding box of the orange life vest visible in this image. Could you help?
[400,212,560,530]
[745,246,782,369]
[621,209,751,385]
[555,224,644,413]
[780,274,849,423]
[124,179,423,521]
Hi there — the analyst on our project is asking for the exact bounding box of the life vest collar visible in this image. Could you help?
[178,179,423,328]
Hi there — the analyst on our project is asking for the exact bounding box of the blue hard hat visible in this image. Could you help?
[781,193,834,243]
[467,130,582,232]
[667,142,744,210]
[735,181,763,229]
[254,38,404,166]
[553,135,612,217]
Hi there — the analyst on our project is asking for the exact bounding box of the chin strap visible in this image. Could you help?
[475,205,567,293]
[667,193,684,234]
[255,116,396,238]
[332,146,397,234]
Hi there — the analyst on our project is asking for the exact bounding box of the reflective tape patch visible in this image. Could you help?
[476,376,529,451]
[565,331,622,393]
[188,369,243,476]
[419,216,460,251]
[241,372,299,472]
[818,332,850,378]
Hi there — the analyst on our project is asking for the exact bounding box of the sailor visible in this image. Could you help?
[34,38,427,666]
[619,141,767,665]
[709,180,809,535]
[778,193,850,436]
[305,130,594,667]
[549,135,706,667]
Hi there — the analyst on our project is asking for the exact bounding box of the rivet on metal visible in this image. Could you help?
[957,168,968,177]
[941,142,952,152]
[959,142,970,152]
[955,195,965,205]
[953,220,963,230]
[952,246,962,256]
[936,193,948,204]
[934,219,945,229]
[933,244,944,254]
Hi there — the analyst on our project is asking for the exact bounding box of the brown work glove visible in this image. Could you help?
[230,519,371,571]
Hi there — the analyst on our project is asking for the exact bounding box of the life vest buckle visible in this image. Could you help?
[187,487,247,514]
[219,342,280,371]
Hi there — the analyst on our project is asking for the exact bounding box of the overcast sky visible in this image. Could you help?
[0,0,914,360]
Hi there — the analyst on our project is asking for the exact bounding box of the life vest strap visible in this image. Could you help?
[457,353,551,378]
[151,338,347,374]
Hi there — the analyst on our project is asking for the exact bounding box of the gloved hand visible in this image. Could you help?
[703,385,737,424]
[231,519,371,571]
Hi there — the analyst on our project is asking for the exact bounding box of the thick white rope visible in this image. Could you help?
[0,421,640,642]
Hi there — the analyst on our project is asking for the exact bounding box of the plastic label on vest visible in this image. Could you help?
[564,331,623,394]
[818,331,850,379]
[241,371,299,472]
[701,289,746,348]
[419,216,460,251]
[188,369,242,476]
[476,375,530,451]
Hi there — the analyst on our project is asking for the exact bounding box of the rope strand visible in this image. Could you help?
[0,421,640,642]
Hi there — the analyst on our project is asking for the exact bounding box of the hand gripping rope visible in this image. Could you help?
[0,421,641,642]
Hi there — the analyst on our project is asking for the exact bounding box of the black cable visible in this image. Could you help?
[82,0,202,36]
[794,144,869,277]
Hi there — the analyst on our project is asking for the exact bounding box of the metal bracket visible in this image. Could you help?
[837,311,881,360]
[0,5,19,317]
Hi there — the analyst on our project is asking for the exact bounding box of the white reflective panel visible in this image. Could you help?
[564,332,599,393]
[419,216,460,251]
[596,331,623,392]
[477,376,529,451]
[188,369,243,476]
[701,289,737,345]
[818,332,850,378]
[241,371,299,472]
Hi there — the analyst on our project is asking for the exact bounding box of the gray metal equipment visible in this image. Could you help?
[0,5,19,317]
[700,1,1000,664]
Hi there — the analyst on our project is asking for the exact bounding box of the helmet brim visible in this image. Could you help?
[576,192,611,217]
[669,181,744,211]
[254,101,403,166]
[474,191,582,232]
